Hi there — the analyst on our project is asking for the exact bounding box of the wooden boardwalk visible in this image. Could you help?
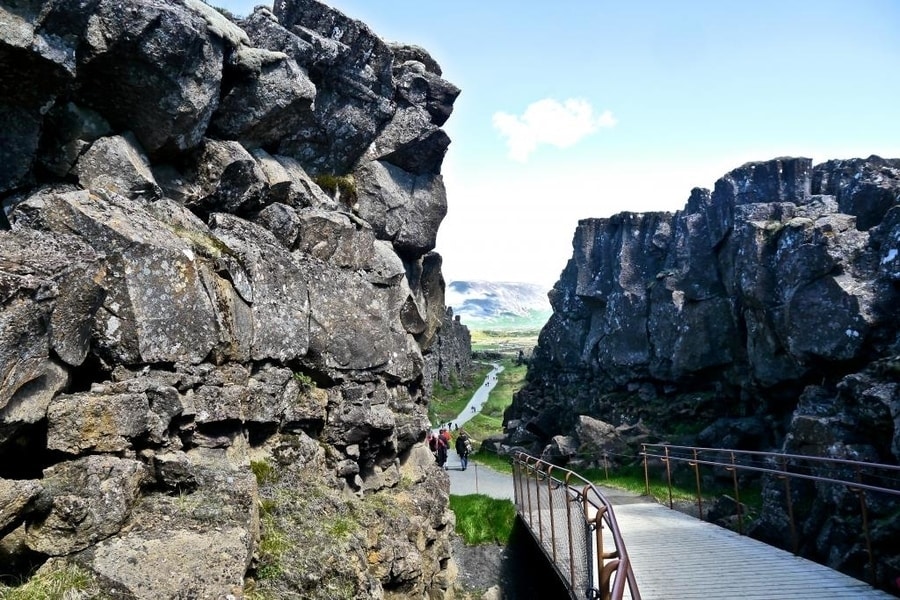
[611,498,895,600]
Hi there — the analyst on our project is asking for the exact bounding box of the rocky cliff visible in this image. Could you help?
[0,0,469,598]
[424,308,474,394]
[505,155,900,586]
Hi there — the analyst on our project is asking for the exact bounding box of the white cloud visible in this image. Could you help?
[492,98,616,162]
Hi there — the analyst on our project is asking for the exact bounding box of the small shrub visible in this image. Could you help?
[472,452,513,475]
[313,174,358,205]
[292,372,315,391]
[251,460,279,485]
[256,514,289,580]
[328,517,353,538]
[259,498,277,517]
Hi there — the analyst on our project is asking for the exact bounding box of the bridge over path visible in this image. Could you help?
[448,457,895,599]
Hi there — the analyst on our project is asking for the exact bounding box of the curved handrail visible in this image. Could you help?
[512,451,641,600]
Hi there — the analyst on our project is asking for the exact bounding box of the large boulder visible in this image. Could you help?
[74,0,227,157]
[14,190,221,365]
[268,0,397,175]
[354,160,448,256]
[0,228,103,446]
[25,455,149,555]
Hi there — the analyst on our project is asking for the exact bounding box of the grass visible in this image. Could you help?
[0,562,96,600]
[251,459,279,485]
[578,463,764,529]
[449,494,516,545]
[576,464,695,504]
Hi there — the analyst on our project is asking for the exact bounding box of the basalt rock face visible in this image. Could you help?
[423,307,475,398]
[506,156,900,587]
[0,0,465,598]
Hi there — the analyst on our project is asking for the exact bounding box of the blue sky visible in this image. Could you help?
[215,0,900,288]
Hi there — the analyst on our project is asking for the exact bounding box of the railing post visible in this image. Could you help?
[525,456,534,529]
[691,448,703,520]
[729,451,744,535]
[593,503,609,600]
[642,444,650,496]
[853,465,876,585]
[536,461,544,546]
[548,465,557,565]
[779,455,799,554]
[565,472,576,596]
[513,454,522,508]
[664,446,674,509]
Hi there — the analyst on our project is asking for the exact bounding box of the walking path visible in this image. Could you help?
[446,455,513,499]
[434,362,503,432]
[442,362,511,498]
[614,500,895,600]
[440,369,893,598]
[451,460,892,599]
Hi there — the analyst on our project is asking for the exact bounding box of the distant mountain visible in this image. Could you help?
[446,281,551,328]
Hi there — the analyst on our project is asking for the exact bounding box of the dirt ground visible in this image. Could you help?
[451,535,505,596]
[450,520,570,600]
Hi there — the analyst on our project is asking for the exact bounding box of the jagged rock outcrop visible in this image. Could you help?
[505,155,900,589]
[423,307,475,398]
[0,0,465,598]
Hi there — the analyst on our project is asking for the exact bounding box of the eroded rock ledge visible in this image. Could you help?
[0,0,468,598]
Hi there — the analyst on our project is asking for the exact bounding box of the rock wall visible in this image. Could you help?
[423,307,475,398]
[505,156,900,587]
[0,0,465,598]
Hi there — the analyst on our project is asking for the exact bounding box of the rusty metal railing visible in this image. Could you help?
[512,451,641,600]
[641,443,900,585]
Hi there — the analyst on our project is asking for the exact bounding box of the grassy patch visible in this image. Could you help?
[292,371,315,391]
[449,494,516,545]
[580,464,693,504]
[0,562,96,600]
[249,464,423,599]
[251,459,279,485]
[579,463,764,526]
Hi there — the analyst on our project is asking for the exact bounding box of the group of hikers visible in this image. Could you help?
[427,426,473,470]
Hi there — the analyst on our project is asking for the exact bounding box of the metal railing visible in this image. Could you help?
[512,451,641,600]
[640,443,900,585]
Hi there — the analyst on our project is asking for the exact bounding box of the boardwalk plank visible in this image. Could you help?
[612,502,894,600]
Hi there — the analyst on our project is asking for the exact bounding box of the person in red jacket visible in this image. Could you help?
[435,429,448,468]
